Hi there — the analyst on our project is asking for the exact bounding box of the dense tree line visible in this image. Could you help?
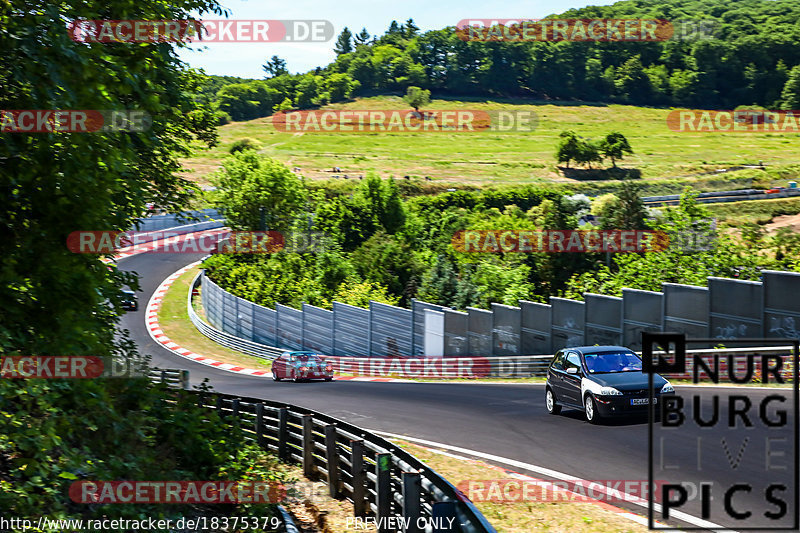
[207,153,800,311]
[208,0,800,123]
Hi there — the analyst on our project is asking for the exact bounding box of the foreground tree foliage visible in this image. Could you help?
[1,0,286,524]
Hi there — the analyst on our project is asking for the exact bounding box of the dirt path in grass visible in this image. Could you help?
[764,213,800,233]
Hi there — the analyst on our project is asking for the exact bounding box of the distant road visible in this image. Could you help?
[643,187,800,206]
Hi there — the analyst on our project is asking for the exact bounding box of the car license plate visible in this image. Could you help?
[631,398,656,405]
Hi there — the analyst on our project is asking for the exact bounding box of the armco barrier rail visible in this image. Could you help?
[642,187,800,206]
[134,209,222,232]
[148,369,496,533]
[146,368,300,533]
[147,367,191,389]
[118,209,225,250]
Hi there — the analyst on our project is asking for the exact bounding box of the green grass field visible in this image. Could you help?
[183,96,800,188]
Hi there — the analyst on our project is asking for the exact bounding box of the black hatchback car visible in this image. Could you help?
[120,289,137,311]
[545,346,675,423]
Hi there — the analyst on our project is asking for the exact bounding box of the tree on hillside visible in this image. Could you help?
[556,130,601,169]
[263,55,288,78]
[216,82,280,121]
[294,74,322,108]
[575,140,603,169]
[612,55,653,104]
[323,73,360,102]
[334,27,353,55]
[274,96,294,112]
[599,132,633,168]
[355,27,372,46]
[404,18,420,38]
[214,152,307,231]
[780,65,800,110]
[404,85,431,113]
[359,174,407,234]
[556,130,582,168]
[387,20,402,35]
[611,180,648,230]
[417,255,478,309]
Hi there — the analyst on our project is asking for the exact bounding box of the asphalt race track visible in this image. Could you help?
[119,251,798,531]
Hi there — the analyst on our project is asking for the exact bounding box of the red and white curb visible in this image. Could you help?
[145,261,412,382]
[145,261,270,376]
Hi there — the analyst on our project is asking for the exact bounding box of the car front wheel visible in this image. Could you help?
[584,394,600,424]
[272,370,281,382]
[545,388,561,415]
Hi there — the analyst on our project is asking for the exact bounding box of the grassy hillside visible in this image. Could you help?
[184,96,800,188]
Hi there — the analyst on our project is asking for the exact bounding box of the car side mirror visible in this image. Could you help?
[566,367,579,375]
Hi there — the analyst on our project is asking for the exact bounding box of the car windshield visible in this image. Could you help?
[291,354,321,363]
[583,351,642,373]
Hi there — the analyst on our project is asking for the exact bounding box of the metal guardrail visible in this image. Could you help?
[147,370,496,533]
[202,392,495,533]
[146,369,301,533]
[643,187,800,206]
[147,367,191,389]
[188,271,284,360]
[134,209,223,232]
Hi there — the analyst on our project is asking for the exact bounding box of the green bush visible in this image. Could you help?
[229,138,262,154]
[0,377,289,524]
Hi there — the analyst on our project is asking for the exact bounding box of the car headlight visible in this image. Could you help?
[599,386,623,396]
[661,382,675,394]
